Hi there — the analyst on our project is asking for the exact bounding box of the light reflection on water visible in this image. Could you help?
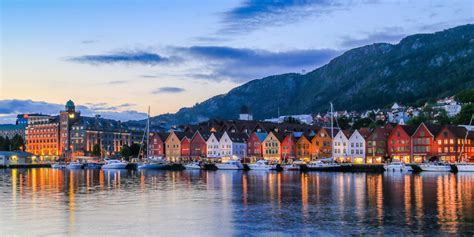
[0,169,473,236]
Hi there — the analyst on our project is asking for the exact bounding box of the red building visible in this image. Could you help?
[190,131,210,158]
[366,126,393,164]
[247,132,267,161]
[281,133,297,162]
[26,115,60,159]
[180,135,192,158]
[388,124,417,163]
[412,123,442,163]
[435,125,474,163]
[149,132,168,157]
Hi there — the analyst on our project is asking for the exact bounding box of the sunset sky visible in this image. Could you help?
[1,0,473,123]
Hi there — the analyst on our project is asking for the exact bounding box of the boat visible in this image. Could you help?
[102,159,128,169]
[51,163,66,169]
[284,160,305,171]
[419,162,451,172]
[215,160,244,170]
[248,160,276,170]
[137,158,168,170]
[66,161,83,169]
[306,160,342,171]
[184,161,202,170]
[454,115,474,172]
[456,163,474,172]
[84,162,102,169]
[384,161,413,172]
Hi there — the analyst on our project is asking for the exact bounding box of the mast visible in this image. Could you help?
[146,106,150,158]
[330,102,334,159]
[458,114,474,163]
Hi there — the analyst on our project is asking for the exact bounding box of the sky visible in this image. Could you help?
[1,0,473,123]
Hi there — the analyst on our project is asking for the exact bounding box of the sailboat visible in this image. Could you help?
[306,103,342,171]
[137,106,169,170]
[456,115,474,172]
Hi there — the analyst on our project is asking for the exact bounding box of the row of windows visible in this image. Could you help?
[350,142,363,148]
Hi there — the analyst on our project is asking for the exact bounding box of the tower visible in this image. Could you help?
[59,100,80,158]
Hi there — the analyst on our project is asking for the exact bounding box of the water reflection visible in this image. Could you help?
[0,169,473,236]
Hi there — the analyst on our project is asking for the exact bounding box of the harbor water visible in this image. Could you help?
[0,169,473,236]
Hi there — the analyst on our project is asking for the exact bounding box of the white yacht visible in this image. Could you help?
[184,161,202,170]
[248,160,276,170]
[102,159,128,169]
[419,162,451,172]
[66,161,83,169]
[215,160,244,170]
[384,161,413,172]
[284,160,305,171]
[456,163,474,172]
[307,160,341,168]
[51,163,66,169]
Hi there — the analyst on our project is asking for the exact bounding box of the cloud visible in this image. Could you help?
[108,80,128,84]
[81,40,98,44]
[173,46,340,82]
[67,51,173,66]
[0,99,146,123]
[339,28,407,48]
[152,87,186,94]
[219,0,336,34]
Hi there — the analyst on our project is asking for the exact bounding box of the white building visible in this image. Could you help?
[433,97,462,117]
[217,132,248,159]
[333,130,350,163]
[206,133,221,158]
[239,106,253,121]
[348,130,366,164]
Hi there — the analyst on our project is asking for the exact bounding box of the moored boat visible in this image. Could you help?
[456,163,474,172]
[137,158,168,170]
[66,161,83,169]
[384,161,413,172]
[184,161,202,170]
[51,163,67,169]
[306,160,341,171]
[102,159,128,169]
[248,160,276,170]
[419,162,451,172]
[215,160,244,170]
[284,160,305,171]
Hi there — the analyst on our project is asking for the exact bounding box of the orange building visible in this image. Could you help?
[25,115,60,160]
[296,134,312,162]
[311,128,337,159]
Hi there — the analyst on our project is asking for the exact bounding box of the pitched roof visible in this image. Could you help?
[358,128,372,138]
[342,130,353,138]
[227,132,248,143]
[400,125,418,136]
[255,132,268,142]
[425,123,443,137]
[444,126,474,139]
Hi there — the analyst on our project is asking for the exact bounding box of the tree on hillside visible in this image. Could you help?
[336,117,351,130]
[352,117,373,129]
[407,104,451,125]
[284,116,301,124]
[92,144,101,157]
[455,88,474,104]
[0,137,11,151]
[452,104,474,125]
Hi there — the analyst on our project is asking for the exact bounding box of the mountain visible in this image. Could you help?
[150,24,474,126]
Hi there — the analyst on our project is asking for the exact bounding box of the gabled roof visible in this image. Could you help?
[254,132,268,142]
[157,132,169,141]
[358,128,372,138]
[443,126,474,139]
[399,124,418,136]
[425,123,443,137]
[342,130,353,138]
[227,132,248,143]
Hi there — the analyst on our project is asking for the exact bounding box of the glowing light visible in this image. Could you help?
[68,113,75,119]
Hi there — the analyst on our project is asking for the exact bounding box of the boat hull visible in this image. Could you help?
[215,164,243,170]
[66,164,83,169]
[102,164,128,169]
[137,163,168,170]
[456,164,474,172]
[420,165,451,172]
[184,164,202,170]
